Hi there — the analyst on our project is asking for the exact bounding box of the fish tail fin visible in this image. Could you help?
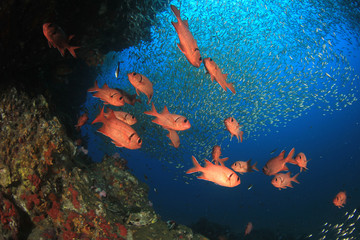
[170,5,181,20]
[88,80,100,92]
[144,102,158,117]
[92,106,106,124]
[252,162,259,171]
[286,148,295,163]
[186,156,202,174]
[291,173,300,184]
[68,46,80,58]
[227,82,236,94]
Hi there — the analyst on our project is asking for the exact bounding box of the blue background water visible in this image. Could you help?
[80,0,360,237]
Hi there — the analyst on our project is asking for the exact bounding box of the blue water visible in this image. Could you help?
[81,0,360,238]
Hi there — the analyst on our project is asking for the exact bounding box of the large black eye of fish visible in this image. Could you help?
[231,118,234,122]
[138,138,142,144]
[183,119,188,123]
[119,96,123,100]
[237,176,240,181]
[199,57,202,61]
[210,58,213,61]
[133,72,137,76]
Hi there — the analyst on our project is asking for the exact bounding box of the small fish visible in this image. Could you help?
[127,72,154,104]
[75,113,89,131]
[203,58,235,94]
[247,184,253,190]
[333,191,347,208]
[270,148,278,154]
[115,61,120,78]
[166,129,180,148]
[42,23,80,58]
[103,108,137,125]
[186,156,240,187]
[88,81,125,106]
[271,172,300,190]
[231,159,259,174]
[263,148,295,176]
[144,102,191,131]
[211,145,228,166]
[170,5,202,68]
[224,117,244,142]
[244,222,253,236]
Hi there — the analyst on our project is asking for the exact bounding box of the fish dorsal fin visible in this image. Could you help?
[162,106,170,114]
[183,19,189,28]
[279,150,285,158]
[223,73,228,80]
[204,159,213,167]
[103,83,110,90]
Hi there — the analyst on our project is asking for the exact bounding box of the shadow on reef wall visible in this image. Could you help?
[0,88,208,239]
[0,0,168,139]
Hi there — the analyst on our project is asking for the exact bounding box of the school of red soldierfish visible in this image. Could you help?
[43,5,347,222]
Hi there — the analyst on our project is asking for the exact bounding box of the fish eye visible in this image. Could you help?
[210,58,212,61]
[231,118,234,122]
[133,72,137,76]
[199,57,202,61]
[131,115,135,119]
[184,119,188,123]
[234,163,237,166]
[119,96,123,100]
[138,138,142,144]
[237,176,240,181]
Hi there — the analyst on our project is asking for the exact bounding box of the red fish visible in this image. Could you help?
[88,81,125,106]
[144,103,191,131]
[333,191,347,208]
[203,58,235,94]
[92,107,142,149]
[211,145,228,166]
[186,156,240,187]
[231,159,259,174]
[166,129,180,148]
[75,113,88,131]
[127,72,153,104]
[170,5,202,68]
[42,23,80,58]
[244,222,253,236]
[271,172,299,190]
[263,148,295,176]
[294,152,308,172]
[224,117,243,142]
[104,108,137,125]
[116,88,142,106]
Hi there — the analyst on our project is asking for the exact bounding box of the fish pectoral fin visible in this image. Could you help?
[210,75,215,82]
[135,88,140,96]
[183,19,189,28]
[177,43,185,54]
[112,141,124,148]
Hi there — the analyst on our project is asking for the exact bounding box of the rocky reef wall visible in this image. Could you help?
[0,88,206,239]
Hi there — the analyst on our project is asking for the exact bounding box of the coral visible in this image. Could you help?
[0,88,207,240]
[68,185,81,210]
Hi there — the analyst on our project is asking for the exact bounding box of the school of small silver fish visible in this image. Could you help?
[306,208,360,239]
[71,0,360,236]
